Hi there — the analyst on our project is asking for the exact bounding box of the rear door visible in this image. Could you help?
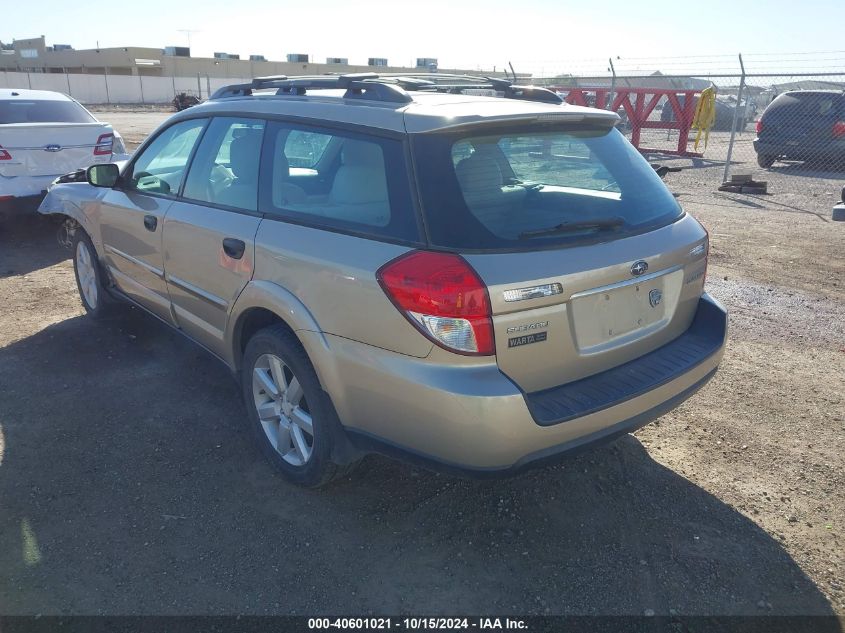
[99,118,207,323]
[161,117,264,357]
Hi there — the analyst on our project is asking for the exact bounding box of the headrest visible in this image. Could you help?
[229,129,263,180]
[455,152,504,198]
[341,140,383,168]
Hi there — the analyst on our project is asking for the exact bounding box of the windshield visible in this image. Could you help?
[0,99,96,124]
[413,125,683,250]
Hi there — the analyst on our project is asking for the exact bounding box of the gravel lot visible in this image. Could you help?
[0,109,842,617]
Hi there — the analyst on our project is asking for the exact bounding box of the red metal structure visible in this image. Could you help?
[558,87,703,157]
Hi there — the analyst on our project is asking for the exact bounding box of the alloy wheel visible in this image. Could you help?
[76,240,98,309]
[252,353,314,466]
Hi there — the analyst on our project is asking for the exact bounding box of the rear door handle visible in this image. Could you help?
[143,215,157,232]
[222,238,246,260]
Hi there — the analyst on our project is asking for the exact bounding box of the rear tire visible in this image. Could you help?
[72,231,114,319]
[241,325,350,488]
[757,153,776,168]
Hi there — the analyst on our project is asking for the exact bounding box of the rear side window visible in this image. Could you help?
[259,122,420,243]
[284,130,332,169]
[413,126,682,251]
[0,99,95,124]
[183,117,266,211]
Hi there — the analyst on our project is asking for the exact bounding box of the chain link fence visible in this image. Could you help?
[528,54,845,190]
[3,55,843,191]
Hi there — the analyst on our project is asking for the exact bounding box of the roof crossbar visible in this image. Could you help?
[379,74,563,104]
[209,72,562,105]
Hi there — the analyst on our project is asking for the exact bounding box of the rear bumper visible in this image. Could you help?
[0,193,48,217]
[753,137,845,160]
[526,295,726,425]
[312,293,728,472]
[0,173,55,203]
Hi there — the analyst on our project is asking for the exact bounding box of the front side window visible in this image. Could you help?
[182,117,266,211]
[125,119,206,195]
[414,125,683,250]
[259,122,420,243]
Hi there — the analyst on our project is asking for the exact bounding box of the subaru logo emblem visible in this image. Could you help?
[649,288,663,307]
[44,144,62,152]
[631,260,648,276]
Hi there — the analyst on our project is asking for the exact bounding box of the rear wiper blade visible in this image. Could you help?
[518,217,625,239]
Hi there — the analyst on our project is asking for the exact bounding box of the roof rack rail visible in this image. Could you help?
[210,73,413,103]
[209,72,562,105]
[379,73,563,104]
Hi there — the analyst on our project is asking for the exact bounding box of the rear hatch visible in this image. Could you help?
[0,96,114,179]
[411,120,708,392]
[759,92,844,150]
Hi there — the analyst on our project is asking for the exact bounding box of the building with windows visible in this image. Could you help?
[0,36,516,79]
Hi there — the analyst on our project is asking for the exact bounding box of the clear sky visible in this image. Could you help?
[3,0,843,76]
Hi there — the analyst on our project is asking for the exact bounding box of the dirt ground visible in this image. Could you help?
[0,110,842,617]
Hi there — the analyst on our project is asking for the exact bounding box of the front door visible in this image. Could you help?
[99,118,207,323]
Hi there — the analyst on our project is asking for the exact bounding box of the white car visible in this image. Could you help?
[0,88,129,217]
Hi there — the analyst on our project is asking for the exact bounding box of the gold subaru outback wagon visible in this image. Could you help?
[46,74,727,487]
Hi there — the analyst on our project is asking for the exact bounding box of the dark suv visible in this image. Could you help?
[754,90,845,168]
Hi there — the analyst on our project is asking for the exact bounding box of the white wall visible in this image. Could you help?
[0,71,253,104]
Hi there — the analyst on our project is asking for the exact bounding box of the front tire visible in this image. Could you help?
[73,231,113,319]
[241,325,347,487]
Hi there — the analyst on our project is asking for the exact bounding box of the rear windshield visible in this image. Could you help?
[764,93,844,122]
[413,125,682,251]
[0,99,95,124]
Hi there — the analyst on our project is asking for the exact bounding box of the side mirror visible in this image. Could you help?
[87,163,120,188]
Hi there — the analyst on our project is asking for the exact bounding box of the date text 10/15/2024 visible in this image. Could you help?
[308,618,528,630]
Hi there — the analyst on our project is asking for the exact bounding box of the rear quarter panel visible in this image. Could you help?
[251,219,433,358]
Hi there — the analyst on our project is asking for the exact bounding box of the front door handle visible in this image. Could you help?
[143,215,157,232]
[222,238,246,260]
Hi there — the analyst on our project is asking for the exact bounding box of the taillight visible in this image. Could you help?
[0,145,11,160]
[93,133,114,156]
[377,250,495,356]
[833,121,845,138]
[755,120,764,134]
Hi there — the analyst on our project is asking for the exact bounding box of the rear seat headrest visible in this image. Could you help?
[341,140,383,168]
